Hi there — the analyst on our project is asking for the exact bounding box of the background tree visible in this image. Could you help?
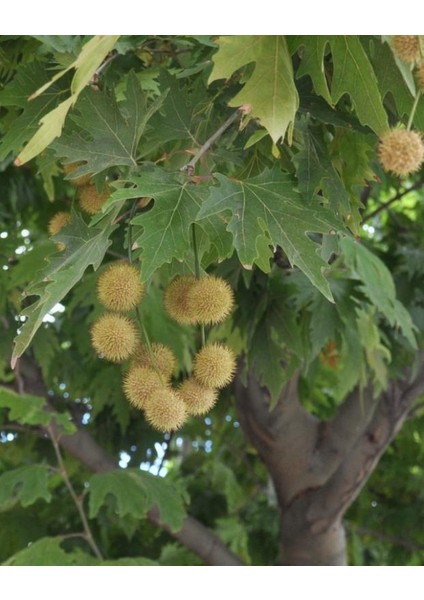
[1,34,424,566]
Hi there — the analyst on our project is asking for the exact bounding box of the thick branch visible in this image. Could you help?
[52,423,243,565]
[307,363,424,531]
[308,384,380,484]
[10,356,243,566]
[235,368,320,506]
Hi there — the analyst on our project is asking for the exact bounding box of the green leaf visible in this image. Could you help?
[3,537,81,566]
[209,36,298,144]
[289,36,332,103]
[340,237,417,348]
[108,167,207,281]
[16,36,120,166]
[293,120,349,215]
[88,469,186,532]
[249,278,303,405]
[290,36,388,134]
[53,72,164,177]
[0,465,52,511]
[216,517,251,564]
[0,387,51,426]
[0,387,76,434]
[11,207,120,365]
[198,167,343,301]
[204,462,245,513]
[0,62,63,161]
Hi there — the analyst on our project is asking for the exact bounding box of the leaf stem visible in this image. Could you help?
[407,90,422,130]
[181,109,242,174]
[47,425,103,560]
[191,223,206,347]
[127,201,164,383]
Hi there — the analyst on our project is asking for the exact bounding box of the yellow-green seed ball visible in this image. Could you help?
[97,262,144,313]
[179,378,218,416]
[144,388,187,432]
[193,343,236,389]
[91,313,138,362]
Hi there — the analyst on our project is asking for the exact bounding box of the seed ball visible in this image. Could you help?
[91,313,138,362]
[186,276,234,325]
[123,366,163,410]
[79,183,110,215]
[48,211,71,236]
[144,388,187,432]
[415,62,424,91]
[179,378,218,416]
[97,262,144,312]
[131,343,176,381]
[378,128,424,176]
[63,162,92,187]
[392,35,420,64]
[193,343,236,389]
[163,275,197,325]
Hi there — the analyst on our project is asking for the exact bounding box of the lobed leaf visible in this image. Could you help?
[88,469,186,532]
[209,36,298,144]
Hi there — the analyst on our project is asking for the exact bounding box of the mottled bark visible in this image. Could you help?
[235,355,424,566]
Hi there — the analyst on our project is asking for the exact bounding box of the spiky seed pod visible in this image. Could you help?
[163,275,197,325]
[97,262,144,313]
[179,378,218,416]
[415,62,424,91]
[144,387,187,432]
[193,343,236,389]
[48,211,71,251]
[392,36,420,64]
[131,343,176,381]
[63,162,92,187]
[48,211,71,237]
[123,366,164,410]
[378,128,424,176]
[79,183,110,215]
[91,313,138,362]
[186,275,234,325]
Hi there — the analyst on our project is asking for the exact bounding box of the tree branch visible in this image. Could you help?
[306,361,424,531]
[9,355,244,566]
[363,177,424,223]
[53,423,243,565]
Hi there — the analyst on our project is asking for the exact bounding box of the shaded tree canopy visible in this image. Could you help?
[1,34,424,566]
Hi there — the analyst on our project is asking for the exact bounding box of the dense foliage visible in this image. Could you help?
[1,35,424,565]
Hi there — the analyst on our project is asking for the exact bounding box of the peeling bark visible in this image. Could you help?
[235,356,424,566]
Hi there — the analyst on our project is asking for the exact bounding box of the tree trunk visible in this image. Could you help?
[235,359,424,566]
[280,507,346,565]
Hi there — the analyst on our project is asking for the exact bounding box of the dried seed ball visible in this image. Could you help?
[415,62,424,91]
[48,211,71,236]
[63,162,92,187]
[123,366,164,410]
[91,313,138,362]
[378,128,424,176]
[186,275,234,325]
[193,343,236,389]
[164,275,197,325]
[392,35,420,64]
[47,211,71,251]
[144,387,187,432]
[179,377,218,416]
[97,262,144,313]
[131,343,176,381]
[79,183,110,215]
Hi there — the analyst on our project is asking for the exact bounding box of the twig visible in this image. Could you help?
[47,424,103,560]
[348,523,424,553]
[363,178,424,223]
[191,224,206,347]
[181,109,242,175]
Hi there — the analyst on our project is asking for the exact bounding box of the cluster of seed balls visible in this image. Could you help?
[89,262,236,432]
[378,36,424,177]
[47,163,110,248]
